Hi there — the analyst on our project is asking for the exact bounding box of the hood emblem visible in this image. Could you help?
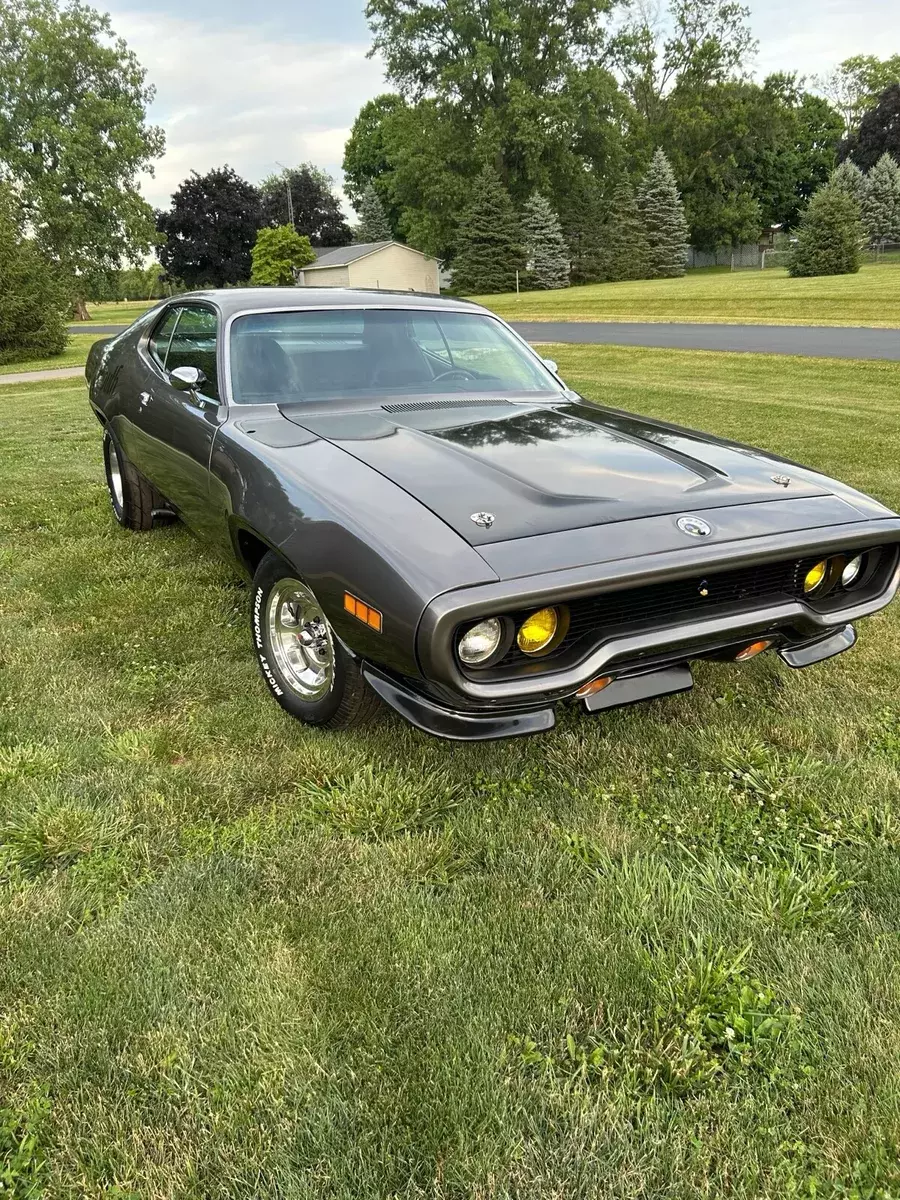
[470,512,495,529]
[771,474,791,487]
[677,515,712,538]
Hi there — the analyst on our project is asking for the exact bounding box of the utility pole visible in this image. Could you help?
[275,160,294,228]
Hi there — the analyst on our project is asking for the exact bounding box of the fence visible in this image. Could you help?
[686,243,762,270]
[690,241,900,272]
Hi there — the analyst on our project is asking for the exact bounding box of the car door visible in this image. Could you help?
[127,302,227,543]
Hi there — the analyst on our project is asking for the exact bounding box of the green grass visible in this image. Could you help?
[476,261,900,327]
[82,299,156,325]
[3,350,900,1196]
[0,334,107,377]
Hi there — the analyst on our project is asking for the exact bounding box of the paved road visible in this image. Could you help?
[0,366,85,385]
[71,320,900,360]
[512,321,900,360]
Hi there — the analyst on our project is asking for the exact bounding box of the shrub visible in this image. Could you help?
[0,185,69,365]
[788,185,865,277]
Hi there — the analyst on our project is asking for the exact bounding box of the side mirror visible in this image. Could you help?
[170,365,207,392]
[542,358,559,375]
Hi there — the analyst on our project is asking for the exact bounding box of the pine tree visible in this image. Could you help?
[560,176,607,285]
[450,166,525,295]
[788,185,864,277]
[861,153,900,246]
[637,149,689,278]
[600,180,651,283]
[830,159,865,205]
[522,194,570,289]
[354,183,393,244]
[0,184,69,364]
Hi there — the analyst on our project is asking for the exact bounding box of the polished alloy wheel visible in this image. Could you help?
[267,578,334,701]
[108,441,124,509]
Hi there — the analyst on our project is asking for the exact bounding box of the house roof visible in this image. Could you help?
[303,240,435,271]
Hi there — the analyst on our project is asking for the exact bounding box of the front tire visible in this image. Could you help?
[251,552,381,730]
[103,430,168,532]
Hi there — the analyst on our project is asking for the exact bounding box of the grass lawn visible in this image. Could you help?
[3,350,900,1197]
[82,299,157,325]
[476,261,900,327]
[0,334,107,377]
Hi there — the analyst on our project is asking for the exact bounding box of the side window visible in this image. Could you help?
[165,306,220,401]
[148,308,180,369]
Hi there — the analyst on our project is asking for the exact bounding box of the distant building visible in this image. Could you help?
[296,241,440,293]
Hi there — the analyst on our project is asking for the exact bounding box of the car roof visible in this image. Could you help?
[176,287,484,320]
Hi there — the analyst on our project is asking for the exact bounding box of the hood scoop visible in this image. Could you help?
[381,398,514,413]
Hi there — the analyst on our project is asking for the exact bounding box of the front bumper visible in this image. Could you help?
[363,622,859,741]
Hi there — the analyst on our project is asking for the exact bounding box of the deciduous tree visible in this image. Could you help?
[250,226,315,286]
[260,164,351,247]
[788,185,864,277]
[817,55,900,136]
[0,0,165,319]
[839,84,900,172]
[637,148,689,276]
[157,167,262,288]
[450,166,525,294]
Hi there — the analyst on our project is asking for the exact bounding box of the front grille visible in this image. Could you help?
[497,556,820,668]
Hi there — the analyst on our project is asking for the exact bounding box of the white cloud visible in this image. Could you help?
[110,10,386,210]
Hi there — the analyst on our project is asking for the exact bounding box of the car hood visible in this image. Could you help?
[281,397,835,546]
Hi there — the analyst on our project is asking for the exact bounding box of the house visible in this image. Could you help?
[296,241,440,294]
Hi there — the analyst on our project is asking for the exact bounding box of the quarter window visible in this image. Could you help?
[166,307,220,400]
[148,308,180,369]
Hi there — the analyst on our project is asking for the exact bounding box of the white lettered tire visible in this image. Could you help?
[251,552,381,729]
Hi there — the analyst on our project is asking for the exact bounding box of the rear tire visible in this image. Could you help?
[103,430,169,532]
[251,552,381,730]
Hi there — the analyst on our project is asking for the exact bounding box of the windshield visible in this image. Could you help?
[229,308,560,404]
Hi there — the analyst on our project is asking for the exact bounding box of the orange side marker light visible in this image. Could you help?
[734,639,772,662]
[344,592,383,633]
[576,675,614,699]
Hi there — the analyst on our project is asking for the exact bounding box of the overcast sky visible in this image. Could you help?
[109,0,900,214]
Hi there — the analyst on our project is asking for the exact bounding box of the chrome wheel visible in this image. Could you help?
[108,440,124,509]
[266,578,334,701]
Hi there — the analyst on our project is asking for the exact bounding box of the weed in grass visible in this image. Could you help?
[511,943,799,1098]
[0,802,126,878]
[0,743,61,787]
[0,1093,48,1199]
[298,762,463,838]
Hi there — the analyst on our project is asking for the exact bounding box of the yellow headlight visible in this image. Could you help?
[803,560,828,594]
[517,607,560,655]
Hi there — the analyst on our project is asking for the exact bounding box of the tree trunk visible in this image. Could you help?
[73,296,90,321]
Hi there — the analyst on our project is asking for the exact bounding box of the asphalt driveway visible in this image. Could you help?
[71,321,900,361]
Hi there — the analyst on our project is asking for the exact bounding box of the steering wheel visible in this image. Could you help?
[432,368,478,382]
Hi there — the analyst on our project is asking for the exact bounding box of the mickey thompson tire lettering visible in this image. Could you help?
[253,586,283,696]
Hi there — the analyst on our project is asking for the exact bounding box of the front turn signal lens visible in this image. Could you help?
[735,639,772,662]
[803,560,828,594]
[517,607,562,655]
[576,675,613,698]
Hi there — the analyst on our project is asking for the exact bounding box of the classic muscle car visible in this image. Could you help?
[86,289,900,740]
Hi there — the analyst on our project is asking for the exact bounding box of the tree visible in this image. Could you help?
[354,184,393,243]
[450,166,525,294]
[830,158,865,204]
[840,84,900,172]
[637,148,689,276]
[0,0,165,319]
[559,173,608,285]
[601,180,651,282]
[157,167,263,288]
[817,55,900,136]
[521,195,570,289]
[250,226,315,286]
[0,185,69,364]
[260,164,351,247]
[788,185,864,277]
[860,153,900,247]
[342,93,408,234]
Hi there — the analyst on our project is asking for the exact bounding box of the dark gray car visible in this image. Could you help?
[85,288,900,740]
